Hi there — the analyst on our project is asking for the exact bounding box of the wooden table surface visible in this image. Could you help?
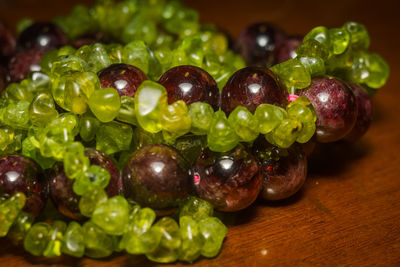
[1,0,400,266]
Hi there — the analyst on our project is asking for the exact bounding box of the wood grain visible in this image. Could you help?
[1,0,400,266]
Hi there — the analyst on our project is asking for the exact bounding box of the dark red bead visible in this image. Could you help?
[158,65,220,110]
[274,35,303,64]
[221,66,287,115]
[8,48,45,82]
[0,21,16,66]
[98,63,147,98]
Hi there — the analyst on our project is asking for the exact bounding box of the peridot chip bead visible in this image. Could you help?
[21,137,56,169]
[122,15,157,45]
[270,58,311,91]
[107,44,124,64]
[63,142,90,179]
[84,43,112,73]
[73,165,110,195]
[188,102,214,135]
[298,56,326,77]
[0,126,14,152]
[267,118,302,148]
[57,45,76,57]
[296,122,316,143]
[179,216,204,262]
[51,55,87,77]
[40,49,58,74]
[88,88,121,122]
[199,217,227,258]
[83,221,117,258]
[296,39,330,61]
[207,110,239,153]
[3,101,30,129]
[51,74,70,111]
[79,187,108,217]
[61,221,85,258]
[96,121,133,154]
[2,83,33,102]
[146,217,181,263]
[123,40,151,74]
[134,81,168,133]
[43,220,67,257]
[79,113,100,142]
[24,222,51,256]
[116,96,137,125]
[7,211,35,245]
[328,28,350,55]
[0,192,26,237]
[228,106,259,142]
[287,103,315,123]
[179,196,214,221]
[365,53,390,89]
[304,26,330,46]
[30,93,58,126]
[161,100,191,143]
[92,196,130,236]
[343,21,370,51]
[254,104,287,134]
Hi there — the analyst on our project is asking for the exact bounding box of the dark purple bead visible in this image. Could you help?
[273,35,303,64]
[72,31,109,48]
[98,63,147,98]
[236,22,286,67]
[0,155,48,217]
[158,65,220,110]
[298,76,357,143]
[221,66,287,115]
[0,21,16,66]
[8,48,45,82]
[122,144,190,211]
[17,22,68,51]
[49,148,122,220]
[191,145,262,212]
[253,139,307,201]
[344,83,373,142]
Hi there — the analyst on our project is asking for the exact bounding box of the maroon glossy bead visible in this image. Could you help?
[236,22,286,67]
[0,21,16,66]
[98,63,147,98]
[0,155,48,217]
[122,144,190,211]
[158,65,220,110]
[344,83,373,142]
[274,35,303,64]
[298,76,357,143]
[253,139,307,201]
[72,31,109,48]
[49,148,122,220]
[221,66,287,115]
[191,145,262,212]
[0,66,9,93]
[8,48,45,82]
[17,22,68,51]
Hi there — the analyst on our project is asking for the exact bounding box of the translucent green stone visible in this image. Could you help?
[55,5,97,40]
[39,122,74,160]
[188,102,214,135]
[270,58,311,91]
[3,101,30,129]
[207,110,239,153]
[122,15,157,45]
[228,106,259,142]
[73,165,110,195]
[96,121,133,154]
[116,96,137,125]
[134,81,168,133]
[254,104,287,134]
[365,53,390,89]
[7,211,35,245]
[298,56,326,77]
[83,221,117,258]
[179,196,214,221]
[63,142,90,179]
[304,26,330,47]
[88,88,121,122]
[16,17,33,34]
[267,118,302,148]
[107,44,124,64]
[161,100,191,143]
[343,21,370,51]
[79,113,100,142]
[173,36,204,67]
[61,221,85,258]
[22,137,56,169]
[43,220,67,257]
[78,187,108,217]
[24,222,51,256]
[0,127,14,152]
[287,103,314,123]
[82,43,113,73]
[203,52,221,77]
[123,40,151,74]
[296,122,316,143]
[287,96,317,122]
[57,45,76,57]
[146,217,181,263]
[328,28,350,55]
[174,135,206,165]
[154,47,173,73]
[2,83,33,102]
[199,217,227,258]
[131,127,164,152]
[92,196,130,236]
[296,39,330,61]
[51,55,87,77]
[0,192,26,237]
[179,216,204,262]
[30,93,58,126]
[40,49,58,74]
[51,74,70,111]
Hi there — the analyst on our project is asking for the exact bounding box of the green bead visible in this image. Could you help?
[40,49,58,74]
[254,104,287,134]
[174,36,204,67]
[2,83,33,102]
[88,88,121,122]
[92,196,130,235]
[304,26,330,46]
[0,192,26,237]
[328,28,350,55]
[146,217,181,263]
[21,137,56,169]
[84,43,113,73]
[174,135,206,165]
[123,40,151,74]
[0,126,14,152]
[154,47,173,72]
[296,122,316,143]
[203,52,221,77]
[74,165,110,195]
[122,15,157,45]
[96,121,133,154]
[199,217,227,258]
[63,142,90,179]
[179,196,213,221]
[228,106,259,142]
[267,118,302,148]
[61,221,85,258]
[7,211,35,245]
[51,55,87,77]
[79,187,108,217]
[79,113,100,142]
[30,93,58,126]
[24,222,51,256]
[57,45,76,57]
[131,126,164,152]
[270,58,311,91]
[43,220,67,257]
[116,96,137,125]
[3,101,30,129]
[296,39,330,61]
[134,81,168,133]
[188,102,214,135]
[343,21,370,51]
[298,56,326,77]
[16,17,33,34]
[287,103,314,123]
[161,100,191,143]
[365,53,390,89]
[207,110,239,153]
[179,216,204,262]
[287,96,317,122]
[107,44,124,64]
[51,74,70,111]
[83,221,117,258]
